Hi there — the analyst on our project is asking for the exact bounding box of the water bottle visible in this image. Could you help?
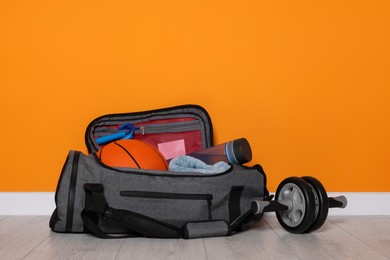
[189,138,252,165]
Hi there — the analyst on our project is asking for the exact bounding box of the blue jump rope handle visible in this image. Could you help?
[96,132,127,145]
[95,124,138,145]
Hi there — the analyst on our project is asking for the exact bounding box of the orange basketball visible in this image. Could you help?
[96,139,168,171]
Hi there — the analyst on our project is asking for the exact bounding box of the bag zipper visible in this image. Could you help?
[120,191,213,220]
[136,121,201,135]
[94,120,201,137]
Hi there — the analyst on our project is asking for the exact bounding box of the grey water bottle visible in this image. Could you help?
[189,138,252,165]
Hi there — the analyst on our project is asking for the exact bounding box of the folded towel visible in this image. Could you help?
[169,155,230,174]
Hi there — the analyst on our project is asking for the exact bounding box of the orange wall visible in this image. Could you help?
[1,0,389,192]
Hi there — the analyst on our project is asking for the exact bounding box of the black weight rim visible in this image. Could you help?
[275,177,316,234]
[302,176,329,233]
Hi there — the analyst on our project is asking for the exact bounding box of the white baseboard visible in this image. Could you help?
[0,192,56,215]
[0,192,389,215]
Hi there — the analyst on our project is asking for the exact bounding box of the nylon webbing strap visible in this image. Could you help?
[81,183,181,239]
[228,186,244,223]
[82,183,139,238]
[105,208,181,238]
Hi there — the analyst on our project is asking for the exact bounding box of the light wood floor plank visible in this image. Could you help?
[116,236,207,260]
[24,248,121,260]
[23,231,124,260]
[263,214,389,260]
[1,215,390,260]
[0,216,50,260]
[329,216,390,258]
[203,218,300,260]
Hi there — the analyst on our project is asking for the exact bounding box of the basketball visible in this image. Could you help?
[96,139,168,171]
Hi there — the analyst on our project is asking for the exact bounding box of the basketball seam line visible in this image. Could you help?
[113,141,141,169]
[142,141,168,168]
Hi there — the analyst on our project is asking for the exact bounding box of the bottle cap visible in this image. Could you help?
[226,138,252,164]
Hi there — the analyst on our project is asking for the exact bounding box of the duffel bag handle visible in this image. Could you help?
[183,220,230,239]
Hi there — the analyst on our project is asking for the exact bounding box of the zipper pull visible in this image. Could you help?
[140,126,145,135]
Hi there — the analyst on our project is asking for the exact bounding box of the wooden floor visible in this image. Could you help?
[0,215,389,260]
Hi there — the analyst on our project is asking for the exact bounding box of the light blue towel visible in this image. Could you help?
[169,155,231,174]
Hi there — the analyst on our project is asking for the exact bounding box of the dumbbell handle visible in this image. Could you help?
[251,200,291,215]
[328,195,348,208]
[251,195,347,215]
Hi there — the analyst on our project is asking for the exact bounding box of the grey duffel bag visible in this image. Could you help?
[50,150,268,239]
[49,105,269,239]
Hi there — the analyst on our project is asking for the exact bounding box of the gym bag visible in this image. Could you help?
[50,104,269,239]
